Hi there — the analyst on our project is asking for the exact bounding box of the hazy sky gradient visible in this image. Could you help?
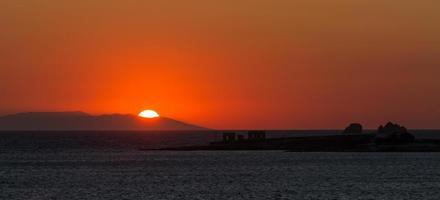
[1,0,439,129]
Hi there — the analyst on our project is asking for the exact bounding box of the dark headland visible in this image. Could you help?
[144,123,440,152]
[0,112,206,131]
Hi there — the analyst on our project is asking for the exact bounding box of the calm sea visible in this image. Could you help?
[1,131,440,200]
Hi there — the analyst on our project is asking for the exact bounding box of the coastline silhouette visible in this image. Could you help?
[0,112,206,131]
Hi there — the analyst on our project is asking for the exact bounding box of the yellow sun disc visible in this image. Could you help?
[138,110,160,118]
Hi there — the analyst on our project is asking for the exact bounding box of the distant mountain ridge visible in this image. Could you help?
[0,112,207,131]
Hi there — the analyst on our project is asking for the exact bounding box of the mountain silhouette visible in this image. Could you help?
[0,112,207,131]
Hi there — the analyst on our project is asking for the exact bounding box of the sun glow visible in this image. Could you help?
[138,110,160,118]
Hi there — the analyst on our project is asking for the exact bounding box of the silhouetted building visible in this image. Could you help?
[343,123,363,134]
[223,132,236,142]
[248,131,266,140]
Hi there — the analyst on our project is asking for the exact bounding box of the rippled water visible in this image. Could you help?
[1,131,440,199]
[2,151,440,200]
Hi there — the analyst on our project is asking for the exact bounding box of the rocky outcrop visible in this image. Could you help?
[343,123,363,134]
[375,122,415,144]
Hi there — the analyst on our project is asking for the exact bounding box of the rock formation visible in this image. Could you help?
[343,123,363,134]
[376,122,415,144]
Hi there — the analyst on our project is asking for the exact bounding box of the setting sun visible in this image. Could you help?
[138,110,160,119]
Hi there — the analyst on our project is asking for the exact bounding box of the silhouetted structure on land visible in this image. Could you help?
[222,132,236,142]
[248,131,266,140]
[211,130,374,151]
[222,131,266,142]
[343,123,363,134]
[375,122,415,144]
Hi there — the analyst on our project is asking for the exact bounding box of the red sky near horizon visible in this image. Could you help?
[1,0,439,129]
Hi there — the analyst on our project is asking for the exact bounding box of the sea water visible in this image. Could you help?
[1,131,440,200]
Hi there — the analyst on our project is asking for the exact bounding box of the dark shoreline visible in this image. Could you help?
[141,134,440,152]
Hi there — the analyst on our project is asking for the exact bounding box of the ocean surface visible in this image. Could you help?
[1,131,440,200]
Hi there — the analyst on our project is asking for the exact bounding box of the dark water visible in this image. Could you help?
[1,131,440,200]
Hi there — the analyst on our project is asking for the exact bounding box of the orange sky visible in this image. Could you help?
[1,0,439,129]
